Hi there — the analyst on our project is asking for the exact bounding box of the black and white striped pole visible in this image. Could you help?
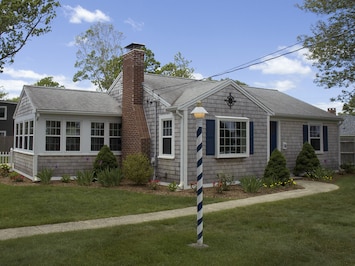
[190,101,208,248]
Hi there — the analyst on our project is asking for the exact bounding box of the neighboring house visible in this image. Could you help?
[339,115,355,165]
[0,100,17,152]
[13,43,342,186]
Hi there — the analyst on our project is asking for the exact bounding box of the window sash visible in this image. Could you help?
[217,117,249,158]
[309,125,322,151]
[46,121,61,151]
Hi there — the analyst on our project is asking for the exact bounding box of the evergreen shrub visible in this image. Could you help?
[93,145,118,176]
[293,142,320,176]
[263,149,290,183]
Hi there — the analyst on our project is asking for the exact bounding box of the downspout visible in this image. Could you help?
[266,115,270,162]
[153,99,158,180]
[176,109,188,189]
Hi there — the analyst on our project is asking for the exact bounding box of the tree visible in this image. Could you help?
[297,0,355,101]
[34,76,64,87]
[73,23,161,91]
[156,52,194,78]
[0,0,60,72]
[73,22,125,92]
[0,89,7,100]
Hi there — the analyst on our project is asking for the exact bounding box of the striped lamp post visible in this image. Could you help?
[191,101,208,247]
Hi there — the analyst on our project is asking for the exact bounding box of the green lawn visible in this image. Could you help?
[0,183,224,229]
[0,176,354,265]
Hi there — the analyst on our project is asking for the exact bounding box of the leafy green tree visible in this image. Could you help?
[156,52,194,78]
[0,0,60,72]
[297,0,355,101]
[34,76,64,87]
[73,22,124,92]
[340,94,355,115]
[0,89,7,100]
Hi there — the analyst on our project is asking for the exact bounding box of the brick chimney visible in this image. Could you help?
[327,108,336,115]
[121,43,151,159]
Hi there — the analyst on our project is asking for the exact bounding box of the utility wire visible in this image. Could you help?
[154,27,352,95]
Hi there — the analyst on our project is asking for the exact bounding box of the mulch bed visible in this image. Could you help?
[0,175,304,200]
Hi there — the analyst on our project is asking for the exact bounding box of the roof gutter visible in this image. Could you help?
[36,110,122,117]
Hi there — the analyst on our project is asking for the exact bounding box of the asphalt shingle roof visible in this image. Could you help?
[24,85,121,115]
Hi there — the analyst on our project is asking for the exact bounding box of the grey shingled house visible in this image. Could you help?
[13,44,342,187]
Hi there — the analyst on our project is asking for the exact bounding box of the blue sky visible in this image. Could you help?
[0,0,344,112]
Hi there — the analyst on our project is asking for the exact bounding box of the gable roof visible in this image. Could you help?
[143,74,341,121]
[21,85,121,116]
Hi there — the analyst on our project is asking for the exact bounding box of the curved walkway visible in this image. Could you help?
[0,180,338,241]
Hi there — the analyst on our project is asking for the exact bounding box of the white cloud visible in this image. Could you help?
[1,68,96,99]
[252,80,296,92]
[63,5,110,24]
[192,72,204,80]
[249,55,312,75]
[124,18,144,31]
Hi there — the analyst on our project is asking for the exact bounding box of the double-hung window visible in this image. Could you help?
[159,115,174,158]
[109,123,121,151]
[216,116,249,158]
[303,124,328,153]
[66,121,80,151]
[46,120,61,151]
[91,122,104,151]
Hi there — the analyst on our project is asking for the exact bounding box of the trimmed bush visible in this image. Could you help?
[293,142,320,176]
[264,149,290,183]
[97,168,122,187]
[93,145,118,176]
[122,153,153,185]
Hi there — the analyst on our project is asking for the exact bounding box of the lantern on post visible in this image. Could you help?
[190,101,208,248]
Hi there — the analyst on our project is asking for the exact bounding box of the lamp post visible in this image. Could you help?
[190,101,208,248]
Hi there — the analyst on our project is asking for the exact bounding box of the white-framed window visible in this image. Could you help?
[15,120,34,151]
[216,116,249,158]
[109,123,121,151]
[0,106,6,120]
[0,131,6,136]
[309,124,323,152]
[159,114,174,159]
[91,122,104,151]
[66,121,80,151]
[46,120,61,151]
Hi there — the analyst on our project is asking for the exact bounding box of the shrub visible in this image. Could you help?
[122,153,153,185]
[0,163,11,177]
[306,166,334,182]
[216,173,234,191]
[9,171,24,182]
[93,145,118,176]
[293,142,320,176]
[340,162,355,174]
[76,170,93,186]
[168,181,179,191]
[264,149,290,183]
[61,174,71,183]
[37,168,53,185]
[148,179,160,190]
[97,168,122,187]
[239,176,263,193]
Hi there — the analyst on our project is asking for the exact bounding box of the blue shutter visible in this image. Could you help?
[249,121,254,155]
[323,126,328,151]
[303,125,308,144]
[206,119,215,155]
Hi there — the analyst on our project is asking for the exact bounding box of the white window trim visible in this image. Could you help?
[0,106,7,120]
[216,116,249,158]
[66,121,81,152]
[0,130,6,136]
[158,114,175,159]
[308,123,323,153]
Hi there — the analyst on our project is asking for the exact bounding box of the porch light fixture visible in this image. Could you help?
[190,101,208,248]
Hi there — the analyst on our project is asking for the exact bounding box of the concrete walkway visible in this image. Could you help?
[0,180,338,241]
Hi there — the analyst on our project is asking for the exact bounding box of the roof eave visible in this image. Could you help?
[273,113,343,122]
[36,110,121,117]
